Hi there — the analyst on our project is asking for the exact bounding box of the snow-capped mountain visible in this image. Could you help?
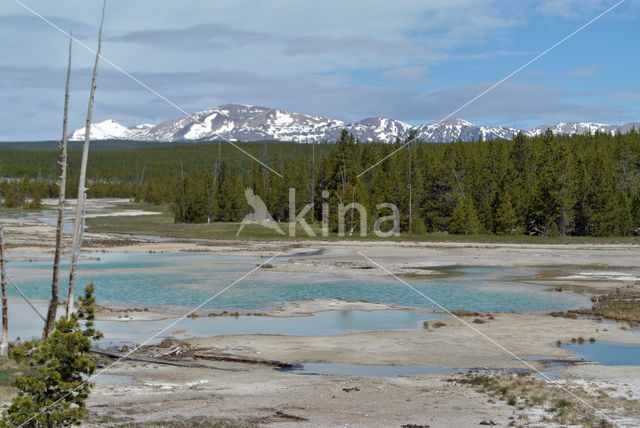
[69,119,135,141]
[527,121,640,137]
[413,118,518,142]
[69,104,639,143]
[343,117,413,143]
[70,104,347,143]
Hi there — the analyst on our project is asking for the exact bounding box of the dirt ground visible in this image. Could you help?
[2,199,640,426]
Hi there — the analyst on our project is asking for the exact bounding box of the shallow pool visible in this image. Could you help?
[7,302,441,344]
[563,342,640,366]
[6,252,590,314]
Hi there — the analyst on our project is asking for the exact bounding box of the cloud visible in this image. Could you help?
[0,62,634,141]
[83,68,634,127]
[565,68,599,78]
[603,90,640,103]
[412,81,629,124]
[109,23,420,57]
[0,14,95,34]
[1,0,637,140]
[535,0,613,19]
[381,67,429,81]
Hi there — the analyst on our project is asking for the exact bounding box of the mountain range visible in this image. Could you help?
[69,104,639,143]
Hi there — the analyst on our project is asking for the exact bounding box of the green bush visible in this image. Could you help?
[1,283,102,427]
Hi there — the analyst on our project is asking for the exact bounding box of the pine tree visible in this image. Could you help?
[449,194,482,235]
[2,284,103,427]
[492,181,518,234]
[605,190,633,236]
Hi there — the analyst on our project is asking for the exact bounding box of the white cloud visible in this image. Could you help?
[565,68,599,77]
[0,0,636,140]
[381,67,429,81]
[536,0,618,19]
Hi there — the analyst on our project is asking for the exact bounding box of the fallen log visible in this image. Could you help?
[191,350,293,369]
[90,348,242,371]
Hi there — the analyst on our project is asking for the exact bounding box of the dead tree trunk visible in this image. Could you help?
[263,140,268,193]
[311,139,315,221]
[407,141,413,234]
[67,1,105,319]
[179,158,186,222]
[0,226,8,357]
[43,32,72,339]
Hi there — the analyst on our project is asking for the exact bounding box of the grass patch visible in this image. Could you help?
[0,367,38,387]
[86,203,640,244]
[569,289,640,324]
[591,298,640,324]
[452,371,633,426]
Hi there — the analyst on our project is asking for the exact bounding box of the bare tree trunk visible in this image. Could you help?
[263,140,268,193]
[407,142,413,234]
[341,155,347,193]
[67,1,106,319]
[311,139,315,221]
[179,158,186,222]
[0,226,8,358]
[43,32,72,339]
[349,186,355,235]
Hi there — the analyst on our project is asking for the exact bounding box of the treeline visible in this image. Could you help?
[2,130,640,236]
[0,141,332,202]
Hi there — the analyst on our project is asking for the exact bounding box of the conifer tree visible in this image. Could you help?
[492,180,518,234]
[2,284,103,427]
[450,194,482,235]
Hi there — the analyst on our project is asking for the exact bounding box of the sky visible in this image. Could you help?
[1,0,639,140]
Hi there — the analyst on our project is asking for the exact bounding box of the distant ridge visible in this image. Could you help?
[69,104,639,143]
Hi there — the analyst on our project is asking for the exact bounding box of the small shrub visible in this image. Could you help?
[552,398,572,410]
[464,375,496,388]
[424,321,446,329]
[530,396,545,405]
[158,338,179,348]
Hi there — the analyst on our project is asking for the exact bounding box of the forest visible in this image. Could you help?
[1,129,640,237]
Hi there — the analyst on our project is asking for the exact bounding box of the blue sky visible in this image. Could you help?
[1,0,639,140]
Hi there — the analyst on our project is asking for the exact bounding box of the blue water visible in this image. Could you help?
[8,303,441,344]
[96,310,442,345]
[564,342,640,366]
[6,252,590,313]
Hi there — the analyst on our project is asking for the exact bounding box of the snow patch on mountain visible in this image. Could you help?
[69,104,639,143]
[413,118,518,142]
[527,122,639,137]
[69,119,134,141]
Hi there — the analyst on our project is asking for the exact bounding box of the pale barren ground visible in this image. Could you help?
[2,199,640,426]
